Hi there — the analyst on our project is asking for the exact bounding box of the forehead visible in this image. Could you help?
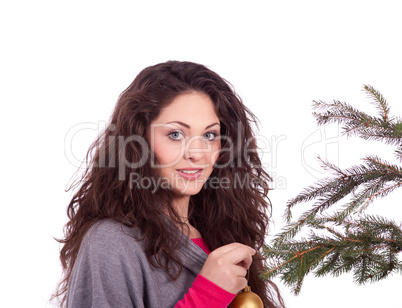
[154,92,219,123]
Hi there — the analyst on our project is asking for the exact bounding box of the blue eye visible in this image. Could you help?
[204,132,218,141]
[168,131,184,140]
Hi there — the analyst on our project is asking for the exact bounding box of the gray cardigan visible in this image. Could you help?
[66,219,208,308]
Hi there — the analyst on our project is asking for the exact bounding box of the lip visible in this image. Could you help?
[176,168,203,180]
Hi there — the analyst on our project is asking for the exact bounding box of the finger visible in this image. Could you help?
[232,264,248,278]
[236,260,248,269]
[227,246,254,269]
[234,276,248,291]
[224,243,256,255]
[214,242,251,254]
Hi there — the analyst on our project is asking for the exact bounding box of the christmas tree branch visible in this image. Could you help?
[264,216,402,294]
[312,86,402,148]
[264,85,402,294]
[363,84,389,123]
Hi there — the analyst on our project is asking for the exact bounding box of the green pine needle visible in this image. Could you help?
[263,85,402,295]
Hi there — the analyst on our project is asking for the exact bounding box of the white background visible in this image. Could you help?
[1,1,401,307]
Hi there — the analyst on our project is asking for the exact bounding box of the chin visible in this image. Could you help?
[176,180,208,195]
[168,174,209,196]
[173,186,204,197]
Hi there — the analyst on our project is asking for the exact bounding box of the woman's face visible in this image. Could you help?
[149,92,221,197]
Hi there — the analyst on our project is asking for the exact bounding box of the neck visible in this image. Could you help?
[171,195,201,239]
[171,195,190,221]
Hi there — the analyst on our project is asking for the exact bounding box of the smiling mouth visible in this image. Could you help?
[179,169,202,174]
[177,169,203,180]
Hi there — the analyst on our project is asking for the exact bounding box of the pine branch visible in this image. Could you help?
[363,84,390,123]
[286,157,356,222]
[312,87,402,147]
[312,100,376,138]
[354,125,402,146]
[263,216,402,294]
[272,221,307,246]
[287,155,402,224]
[264,85,402,295]
[395,144,402,162]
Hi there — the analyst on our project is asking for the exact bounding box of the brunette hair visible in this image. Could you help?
[55,61,284,307]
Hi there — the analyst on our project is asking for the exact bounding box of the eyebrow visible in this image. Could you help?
[166,121,220,130]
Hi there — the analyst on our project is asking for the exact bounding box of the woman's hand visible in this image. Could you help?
[199,243,256,294]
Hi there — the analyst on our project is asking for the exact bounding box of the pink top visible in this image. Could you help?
[174,238,236,307]
[191,238,212,254]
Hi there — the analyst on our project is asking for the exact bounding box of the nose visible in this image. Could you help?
[184,136,207,162]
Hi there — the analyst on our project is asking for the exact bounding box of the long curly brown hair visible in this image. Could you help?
[55,61,284,307]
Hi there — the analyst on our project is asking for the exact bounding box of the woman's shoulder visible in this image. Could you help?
[80,218,144,259]
[87,218,139,238]
[68,219,150,307]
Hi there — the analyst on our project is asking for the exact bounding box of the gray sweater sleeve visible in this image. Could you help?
[66,219,207,308]
[66,221,148,308]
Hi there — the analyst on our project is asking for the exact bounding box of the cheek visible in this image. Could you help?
[209,141,221,166]
[152,137,184,166]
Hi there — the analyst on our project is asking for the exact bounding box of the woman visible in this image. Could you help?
[55,61,284,307]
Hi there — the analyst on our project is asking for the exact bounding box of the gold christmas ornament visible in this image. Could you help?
[229,270,263,308]
[229,285,263,308]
